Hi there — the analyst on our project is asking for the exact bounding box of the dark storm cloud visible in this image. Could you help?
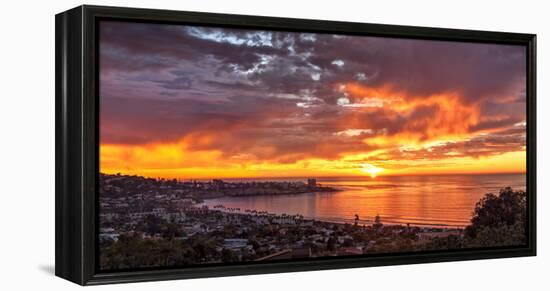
[154,75,194,90]
[304,35,526,102]
[101,94,296,144]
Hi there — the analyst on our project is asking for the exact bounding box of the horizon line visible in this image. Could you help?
[100,171,526,181]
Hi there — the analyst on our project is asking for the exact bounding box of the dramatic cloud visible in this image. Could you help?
[99,21,527,178]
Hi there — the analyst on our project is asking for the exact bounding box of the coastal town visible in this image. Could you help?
[99,173,465,269]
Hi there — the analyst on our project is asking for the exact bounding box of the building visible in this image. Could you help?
[223,238,249,250]
[152,207,166,216]
[307,178,317,187]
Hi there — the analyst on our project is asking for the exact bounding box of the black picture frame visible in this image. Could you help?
[55,4,537,286]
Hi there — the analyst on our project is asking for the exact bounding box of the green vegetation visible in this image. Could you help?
[464,187,527,247]
[100,233,220,269]
[425,187,527,250]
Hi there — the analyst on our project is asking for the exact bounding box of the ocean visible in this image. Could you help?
[201,174,526,228]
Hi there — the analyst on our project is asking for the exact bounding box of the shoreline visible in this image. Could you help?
[197,187,342,199]
[200,202,468,230]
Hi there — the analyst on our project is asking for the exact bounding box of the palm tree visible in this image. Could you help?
[373,214,383,231]
[354,214,360,226]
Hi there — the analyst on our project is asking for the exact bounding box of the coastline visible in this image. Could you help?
[194,185,341,200]
[201,201,468,229]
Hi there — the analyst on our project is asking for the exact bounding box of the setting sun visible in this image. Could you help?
[361,164,384,178]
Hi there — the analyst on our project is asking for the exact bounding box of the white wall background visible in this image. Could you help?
[0,0,547,289]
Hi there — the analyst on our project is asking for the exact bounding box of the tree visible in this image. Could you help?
[373,214,383,231]
[464,187,527,247]
[249,239,261,251]
[327,237,337,252]
[221,248,238,263]
[343,238,354,247]
[161,223,184,239]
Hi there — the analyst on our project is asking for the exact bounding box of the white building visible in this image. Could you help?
[223,238,248,250]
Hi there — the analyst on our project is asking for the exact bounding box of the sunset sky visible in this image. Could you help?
[99,21,527,179]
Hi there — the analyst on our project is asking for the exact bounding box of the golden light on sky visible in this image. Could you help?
[100,139,526,179]
[360,164,384,178]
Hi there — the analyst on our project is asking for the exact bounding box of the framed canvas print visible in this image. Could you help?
[55,5,536,285]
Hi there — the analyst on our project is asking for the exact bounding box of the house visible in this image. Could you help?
[337,235,353,244]
[99,212,119,222]
[223,238,248,250]
[272,217,296,225]
[99,227,120,242]
[162,212,186,222]
[129,212,152,220]
[152,208,166,216]
[99,233,120,242]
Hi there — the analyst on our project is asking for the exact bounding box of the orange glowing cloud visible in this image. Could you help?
[100,81,526,179]
[338,82,481,145]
